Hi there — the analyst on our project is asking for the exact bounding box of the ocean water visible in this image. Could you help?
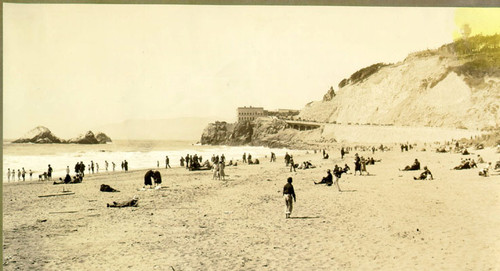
[3,140,300,182]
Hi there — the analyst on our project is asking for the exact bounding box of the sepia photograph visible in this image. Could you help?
[3,2,500,270]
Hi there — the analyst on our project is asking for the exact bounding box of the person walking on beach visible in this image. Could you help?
[341,147,345,159]
[112,162,116,171]
[7,168,11,182]
[284,152,290,166]
[105,160,109,171]
[283,177,296,219]
[47,165,53,181]
[354,154,361,176]
[165,156,171,168]
[29,169,33,181]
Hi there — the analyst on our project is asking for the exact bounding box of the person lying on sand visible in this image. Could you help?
[107,196,139,208]
[315,169,333,185]
[413,166,433,180]
[100,184,119,192]
[401,159,420,171]
[453,159,477,170]
[299,161,316,170]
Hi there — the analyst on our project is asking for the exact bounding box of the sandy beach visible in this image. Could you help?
[3,146,500,270]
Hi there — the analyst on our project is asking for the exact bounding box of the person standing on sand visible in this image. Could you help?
[354,154,361,176]
[17,169,21,181]
[165,156,171,168]
[29,169,33,181]
[12,170,16,181]
[88,165,91,175]
[105,160,109,171]
[96,163,100,173]
[242,153,247,163]
[341,147,345,159]
[284,152,290,166]
[22,168,26,181]
[289,156,296,172]
[66,166,70,175]
[112,162,116,171]
[219,161,225,180]
[91,161,95,174]
[283,177,296,219]
[47,165,53,181]
[124,160,128,171]
[7,168,11,182]
[180,156,185,167]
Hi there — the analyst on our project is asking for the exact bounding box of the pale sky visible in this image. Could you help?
[4,4,464,138]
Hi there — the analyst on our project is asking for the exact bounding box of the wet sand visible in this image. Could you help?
[3,147,500,270]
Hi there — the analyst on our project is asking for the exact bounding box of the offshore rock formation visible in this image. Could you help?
[12,127,112,144]
[300,34,500,130]
[12,126,62,144]
[95,132,113,144]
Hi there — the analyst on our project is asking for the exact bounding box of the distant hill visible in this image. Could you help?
[97,117,223,140]
[299,34,500,130]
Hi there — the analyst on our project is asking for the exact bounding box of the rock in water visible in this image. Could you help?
[95,132,112,143]
[12,126,62,143]
[68,131,100,144]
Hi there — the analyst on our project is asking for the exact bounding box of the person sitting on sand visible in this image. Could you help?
[54,174,72,185]
[153,170,162,189]
[144,170,155,188]
[478,163,492,177]
[107,196,139,208]
[477,155,485,164]
[413,166,433,180]
[314,169,333,185]
[402,159,421,171]
[462,149,470,155]
[343,164,351,174]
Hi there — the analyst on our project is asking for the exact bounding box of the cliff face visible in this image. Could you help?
[12,126,62,143]
[201,118,324,148]
[299,35,500,130]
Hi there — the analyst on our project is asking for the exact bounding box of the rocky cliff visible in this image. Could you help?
[12,126,62,144]
[200,118,324,148]
[12,127,112,144]
[299,34,500,130]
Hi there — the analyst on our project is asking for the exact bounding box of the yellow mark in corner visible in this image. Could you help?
[454,8,500,40]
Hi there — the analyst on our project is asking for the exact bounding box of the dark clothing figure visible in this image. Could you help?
[284,153,290,166]
[153,170,162,184]
[242,153,247,163]
[403,159,420,171]
[124,160,128,171]
[107,197,138,208]
[144,170,154,186]
[283,177,296,219]
[315,171,333,185]
[180,157,185,167]
[354,155,361,175]
[414,167,433,180]
[289,157,296,172]
[100,184,119,192]
[341,148,345,159]
[165,156,171,168]
[47,165,53,180]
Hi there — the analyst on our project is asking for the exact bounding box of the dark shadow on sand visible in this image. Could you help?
[340,189,357,192]
[290,216,320,220]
